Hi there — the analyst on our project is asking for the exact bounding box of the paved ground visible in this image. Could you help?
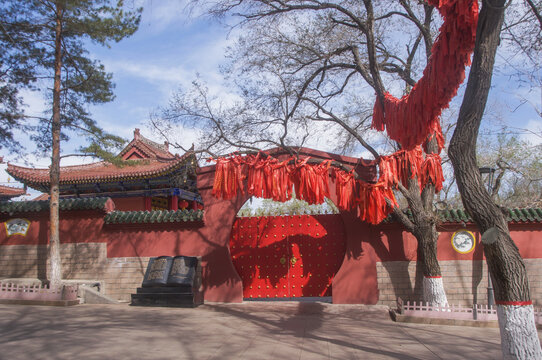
[0,301,538,359]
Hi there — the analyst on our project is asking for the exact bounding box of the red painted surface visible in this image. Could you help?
[2,157,542,304]
[169,195,178,211]
[496,300,533,306]
[331,212,380,304]
[0,211,106,246]
[230,215,345,300]
[2,200,542,304]
[115,196,146,211]
[103,165,249,303]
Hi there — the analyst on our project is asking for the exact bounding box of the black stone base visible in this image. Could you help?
[130,292,198,308]
[136,286,193,294]
[131,286,201,307]
[131,256,203,308]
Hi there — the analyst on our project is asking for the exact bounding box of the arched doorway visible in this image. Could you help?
[230,214,346,300]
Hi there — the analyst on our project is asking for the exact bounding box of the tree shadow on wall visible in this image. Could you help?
[364,228,423,303]
[5,221,49,284]
[105,225,164,278]
[230,216,345,298]
[192,226,242,293]
[471,236,484,305]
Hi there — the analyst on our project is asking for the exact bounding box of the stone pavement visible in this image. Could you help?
[0,301,539,359]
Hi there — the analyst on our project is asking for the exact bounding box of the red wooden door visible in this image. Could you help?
[230,215,345,300]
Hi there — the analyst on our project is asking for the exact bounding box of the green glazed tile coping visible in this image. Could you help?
[104,209,204,224]
[0,197,112,215]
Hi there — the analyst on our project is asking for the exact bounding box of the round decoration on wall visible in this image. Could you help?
[451,230,476,254]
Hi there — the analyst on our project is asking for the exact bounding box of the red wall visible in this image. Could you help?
[114,196,146,211]
[2,164,542,304]
[0,211,106,246]
[330,219,542,304]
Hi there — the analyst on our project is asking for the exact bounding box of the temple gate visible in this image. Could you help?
[230,215,346,299]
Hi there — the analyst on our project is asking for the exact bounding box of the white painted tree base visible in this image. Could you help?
[422,276,448,306]
[498,304,542,360]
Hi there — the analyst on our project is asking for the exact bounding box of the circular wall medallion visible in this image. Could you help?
[451,230,475,254]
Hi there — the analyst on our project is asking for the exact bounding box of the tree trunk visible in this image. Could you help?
[448,1,541,358]
[394,166,448,306]
[414,223,448,306]
[49,2,63,288]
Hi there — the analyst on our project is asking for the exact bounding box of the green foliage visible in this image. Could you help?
[0,0,142,156]
[0,3,45,152]
[237,195,339,217]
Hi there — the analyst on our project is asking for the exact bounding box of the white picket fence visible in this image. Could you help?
[397,297,542,325]
[0,282,78,301]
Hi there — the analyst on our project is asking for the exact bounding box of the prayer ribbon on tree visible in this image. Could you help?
[333,166,398,225]
[358,181,398,225]
[371,0,478,151]
[211,156,245,199]
[420,153,444,192]
[333,168,358,211]
[210,147,442,225]
[293,159,332,205]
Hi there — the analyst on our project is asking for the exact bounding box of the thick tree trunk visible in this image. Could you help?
[393,163,448,306]
[49,3,63,288]
[448,1,541,358]
[414,223,448,306]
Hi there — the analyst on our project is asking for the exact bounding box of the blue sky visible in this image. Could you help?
[2,0,541,197]
[2,1,233,185]
[86,0,234,152]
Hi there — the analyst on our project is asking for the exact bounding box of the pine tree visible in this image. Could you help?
[0,0,141,287]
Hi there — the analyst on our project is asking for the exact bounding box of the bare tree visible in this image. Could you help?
[152,0,458,306]
[448,0,542,358]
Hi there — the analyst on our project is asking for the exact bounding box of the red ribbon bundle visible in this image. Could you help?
[333,168,357,211]
[378,147,444,192]
[378,147,424,188]
[358,182,398,225]
[371,0,478,150]
[212,156,245,199]
[245,154,293,202]
[420,153,444,192]
[211,147,442,225]
[333,167,398,224]
[212,154,332,205]
[292,159,331,205]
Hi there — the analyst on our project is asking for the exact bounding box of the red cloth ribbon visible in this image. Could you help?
[495,300,533,306]
[371,0,479,151]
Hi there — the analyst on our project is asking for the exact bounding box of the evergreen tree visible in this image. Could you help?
[0,0,141,286]
[0,4,44,153]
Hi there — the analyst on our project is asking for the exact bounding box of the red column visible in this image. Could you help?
[169,195,179,211]
[144,196,152,211]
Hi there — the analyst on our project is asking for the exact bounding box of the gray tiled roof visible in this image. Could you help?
[439,208,542,223]
[393,208,542,224]
[104,209,204,224]
[0,197,111,215]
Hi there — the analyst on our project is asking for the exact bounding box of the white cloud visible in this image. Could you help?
[104,60,191,96]
[521,119,542,146]
[20,89,48,117]
[139,0,193,33]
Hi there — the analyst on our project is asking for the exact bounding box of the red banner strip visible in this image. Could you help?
[495,300,533,306]
[424,275,442,279]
